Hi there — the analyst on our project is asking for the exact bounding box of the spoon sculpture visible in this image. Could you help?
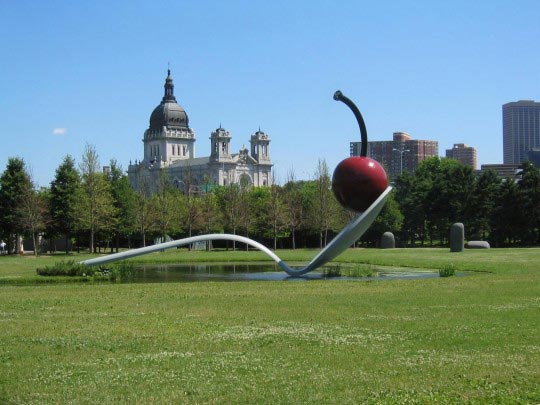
[81,92,392,276]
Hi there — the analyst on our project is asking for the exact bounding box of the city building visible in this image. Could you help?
[527,150,540,169]
[128,70,273,193]
[350,131,438,181]
[480,164,521,179]
[445,143,477,169]
[503,100,540,165]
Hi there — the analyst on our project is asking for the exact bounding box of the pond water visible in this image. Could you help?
[130,262,444,283]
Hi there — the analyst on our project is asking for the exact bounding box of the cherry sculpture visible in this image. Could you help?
[332,90,388,212]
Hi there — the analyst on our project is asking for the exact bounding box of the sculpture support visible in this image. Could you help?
[81,186,392,276]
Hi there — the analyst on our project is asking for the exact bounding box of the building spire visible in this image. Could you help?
[163,67,176,102]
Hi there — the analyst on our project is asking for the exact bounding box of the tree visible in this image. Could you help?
[283,169,303,249]
[313,159,334,248]
[179,162,200,240]
[267,183,286,250]
[491,178,525,246]
[198,189,221,250]
[238,177,253,250]
[107,160,137,251]
[395,170,426,246]
[0,157,32,253]
[517,162,540,245]
[397,157,475,246]
[215,184,241,250]
[134,175,152,247]
[469,169,501,240]
[361,191,403,246]
[17,184,48,256]
[49,155,80,253]
[77,144,116,253]
[148,170,182,241]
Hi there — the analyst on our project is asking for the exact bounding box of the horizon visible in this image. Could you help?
[1,1,539,187]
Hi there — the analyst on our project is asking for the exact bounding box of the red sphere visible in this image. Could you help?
[332,156,388,212]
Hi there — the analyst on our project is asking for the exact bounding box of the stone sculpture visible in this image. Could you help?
[450,223,465,252]
[380,232,395,249]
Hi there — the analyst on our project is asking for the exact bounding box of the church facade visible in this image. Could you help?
[128,70,273,193]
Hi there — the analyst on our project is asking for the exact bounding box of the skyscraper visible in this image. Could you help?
[503,100,540,165]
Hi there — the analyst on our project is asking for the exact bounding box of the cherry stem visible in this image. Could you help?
[333,90,368,157]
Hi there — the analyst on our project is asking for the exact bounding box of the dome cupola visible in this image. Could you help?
[149,69,189,130]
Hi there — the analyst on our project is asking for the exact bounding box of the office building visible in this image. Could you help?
[480,164,521,179]
[527,150,540,169]
[503,100,540,165]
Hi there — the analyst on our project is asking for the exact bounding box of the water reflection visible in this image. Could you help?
[130,262,442,283]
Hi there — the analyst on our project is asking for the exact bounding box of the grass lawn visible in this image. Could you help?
[0,248,539,402]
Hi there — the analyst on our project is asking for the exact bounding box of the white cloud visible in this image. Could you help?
[52,127,67,135]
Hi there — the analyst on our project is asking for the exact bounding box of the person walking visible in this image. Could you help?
[0,240,6,255]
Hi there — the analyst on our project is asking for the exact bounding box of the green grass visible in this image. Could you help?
[1,248,539,402]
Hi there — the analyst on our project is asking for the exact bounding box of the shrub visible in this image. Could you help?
[322,264,376,278]
[439,263,456,277]
[36,260,135,281]
[37,260,92,277]
[322,266,342,277]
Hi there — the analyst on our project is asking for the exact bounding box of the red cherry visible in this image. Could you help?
[332,156,388,212]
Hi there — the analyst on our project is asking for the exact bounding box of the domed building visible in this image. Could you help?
[128,70,273,193]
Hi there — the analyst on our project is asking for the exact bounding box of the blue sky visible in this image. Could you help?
[1,0,539,186]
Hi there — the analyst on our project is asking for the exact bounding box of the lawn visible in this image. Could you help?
[0,248,539,402]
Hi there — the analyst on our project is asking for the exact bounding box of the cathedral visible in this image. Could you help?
[128,70,273,193]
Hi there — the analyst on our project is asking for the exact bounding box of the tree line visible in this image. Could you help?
[0,147,368,255]
[395,156,540,247]
[1,146,538,255]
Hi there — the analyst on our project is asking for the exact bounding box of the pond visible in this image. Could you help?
[129,262,446,283]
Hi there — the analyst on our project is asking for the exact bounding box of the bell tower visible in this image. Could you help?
[210,125,232,162]
[250,128,271,163]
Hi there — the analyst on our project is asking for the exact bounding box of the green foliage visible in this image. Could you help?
[36,260,134,281]
[283,172,303,249]
[0,157,32,248]
[147,173,183,239]
[517,162,540,245]
[16,185,49,256]
[395,157,540,247]
[76,145,117,252]
[322,263,375,277]
[49,155,81,248]
[361,191,403,246]
[37,260,89,276]
[439,263,456,277]
[468,169,501,240]
[106,159,137,247]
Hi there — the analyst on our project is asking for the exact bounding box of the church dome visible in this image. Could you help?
[149,70,189,130]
